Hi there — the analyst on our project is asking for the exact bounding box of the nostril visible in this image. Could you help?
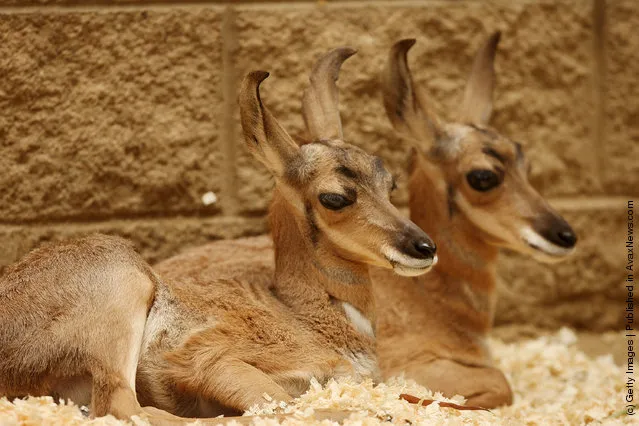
[557,230,577,248]
[536,214,578,250]
[413,240,436,259]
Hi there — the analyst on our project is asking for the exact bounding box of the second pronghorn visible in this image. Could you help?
[372,32,577,408]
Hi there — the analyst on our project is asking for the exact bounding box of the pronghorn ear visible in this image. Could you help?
[239,71,300,177]
[302,47,357,141]
[458,31,501,126]
[382,39,443,149]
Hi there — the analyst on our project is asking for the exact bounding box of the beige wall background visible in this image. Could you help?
[0,0,635,330]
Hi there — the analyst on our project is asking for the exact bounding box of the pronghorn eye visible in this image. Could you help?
[319,193,354,211]
[466,169,501,192]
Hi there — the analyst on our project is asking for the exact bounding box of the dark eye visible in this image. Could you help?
[466,170,501,192]
[319,193,354,211]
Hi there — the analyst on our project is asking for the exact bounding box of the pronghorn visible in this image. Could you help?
[136,48,435,416]
[0,48,436,421]
[371,32,577,408]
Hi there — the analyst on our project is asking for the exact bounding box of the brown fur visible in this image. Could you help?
[0,234,157,418]
[134,50,435,416]
[373,33,577,408]
[0,234,245,423]
[137,199,374,416]
[0,49,435,422]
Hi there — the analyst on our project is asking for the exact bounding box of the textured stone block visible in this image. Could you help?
[0,1,314,5]
[0,215,267,273]
[0,9,225,221]
[603,0,639,195]
[495,203,630,331]
[232,0,595,213]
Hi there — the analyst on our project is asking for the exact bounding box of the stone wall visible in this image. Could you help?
[0,0,635,331]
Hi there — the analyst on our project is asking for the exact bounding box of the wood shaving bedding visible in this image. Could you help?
[1,329,632,425]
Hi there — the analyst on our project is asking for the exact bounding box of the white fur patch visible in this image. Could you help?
[341,351,379,381]
[520,227,575,261]
[342,302,374,338]
[382,244,436,276]
[301,142,325,160]
[439,123,472,156]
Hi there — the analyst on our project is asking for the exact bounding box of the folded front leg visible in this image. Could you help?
[170,356,293,414]
[401,358,513,409]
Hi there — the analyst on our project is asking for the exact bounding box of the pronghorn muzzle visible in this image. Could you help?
[534,213,577,250]
[385,222,437,277]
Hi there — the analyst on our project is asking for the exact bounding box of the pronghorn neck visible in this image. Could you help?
[268,187,375,329]
[408,161,499,328]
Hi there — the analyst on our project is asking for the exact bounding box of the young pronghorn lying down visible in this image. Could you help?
[371,32,578,408]
[136,49,436,416]
[0,48,437,422]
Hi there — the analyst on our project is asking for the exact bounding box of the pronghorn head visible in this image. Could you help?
[382,33,577,263]
[239,49,436,277]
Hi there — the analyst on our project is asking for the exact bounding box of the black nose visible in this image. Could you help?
[397,224,437,260]
[538,216,577,249]
[413,240,437,259]
[557,230,577,248]
[401,237,436,260]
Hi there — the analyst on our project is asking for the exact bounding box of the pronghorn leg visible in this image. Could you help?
[402,358,513,409]
[83,262,160,419]
[86,275,152,419]
[0,235,158,420]
[90,369,140,419]
[208,358,293,411]
[171,356,293,414]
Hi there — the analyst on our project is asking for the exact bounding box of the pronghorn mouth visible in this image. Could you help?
[520,228,575,261]
[382,244,437,276]
[387,254,438,277]
[526,241,573,257]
